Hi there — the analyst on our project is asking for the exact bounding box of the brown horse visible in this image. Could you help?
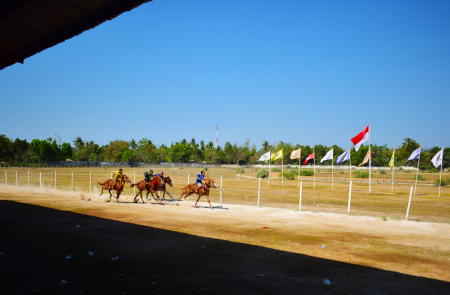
[149,176,174,200]
[179,178,217,208]
[130,175,163,203]
[97,175,131,202]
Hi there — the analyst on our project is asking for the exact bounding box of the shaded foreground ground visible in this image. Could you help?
[0,186,449,294]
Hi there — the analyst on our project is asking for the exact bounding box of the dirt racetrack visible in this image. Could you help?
[0,184,449,294]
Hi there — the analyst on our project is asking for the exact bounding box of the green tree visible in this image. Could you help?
[168,143,191,163]
[39,140,54,161]
[262,140,269,152]
[0,134,14,162]
[104,140,130,162]
[61,143,73,159]
[13,138,30,162]
[51,140,61,161]
[30,139,41,162]
[122,150,135,162]
[73,137,85,150]
[400,138,420,164]
[130,139,137,150]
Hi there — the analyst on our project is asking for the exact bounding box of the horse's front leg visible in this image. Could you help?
[116,190,120,203]
[206,192,212,209]
[194,191,203,207]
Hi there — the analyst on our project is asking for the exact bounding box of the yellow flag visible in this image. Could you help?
[271,149,283,161]
[389,148,395,170]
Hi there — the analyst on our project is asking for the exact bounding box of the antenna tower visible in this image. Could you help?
[215,125,218,148]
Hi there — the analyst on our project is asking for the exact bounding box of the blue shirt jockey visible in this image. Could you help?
[196,174,204,186]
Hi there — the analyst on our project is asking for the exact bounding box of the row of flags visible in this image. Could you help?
[259,146,444,168]
[258,124,445,169]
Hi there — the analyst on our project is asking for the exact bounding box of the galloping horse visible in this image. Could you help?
[179,178,217,208]
[130,175,163,203]
[149,176,173,200]
[97,175,131,202]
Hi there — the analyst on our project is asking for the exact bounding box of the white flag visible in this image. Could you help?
[407,147,422,163]
[320,149,333,163]
[258,151,271,162]
[431,147,444,168]
[336,148,351,164]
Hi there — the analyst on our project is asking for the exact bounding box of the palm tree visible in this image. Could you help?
[401,137,420,156]
[262,140,269,151]
[206,141,214,151]
[190,138,197,149]
[180,139,188,145]
[130,138,137,150]
[200,140,205,151]
[73,137,84,150]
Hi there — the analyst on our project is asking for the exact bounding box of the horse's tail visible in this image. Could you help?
[97,181,105,186]
[130,183,136,188]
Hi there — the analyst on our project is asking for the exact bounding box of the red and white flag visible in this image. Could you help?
[351,125,370,151]
[303,153,314,165]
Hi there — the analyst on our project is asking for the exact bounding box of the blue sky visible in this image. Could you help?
[1,0,449,149]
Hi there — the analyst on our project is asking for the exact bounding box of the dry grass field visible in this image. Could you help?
[1,167,449,223]
[1,167,449,293]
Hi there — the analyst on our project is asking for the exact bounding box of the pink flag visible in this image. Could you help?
[303,153,314,165]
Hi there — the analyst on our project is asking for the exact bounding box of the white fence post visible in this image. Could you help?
[406,186,414,220]
[220,175,223,204]
[188,174,190,185]
[299,181,303,211]
[347,181,352,214]
[257,177,261,207]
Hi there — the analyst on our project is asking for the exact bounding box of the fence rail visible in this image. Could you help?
[1,166,449,223]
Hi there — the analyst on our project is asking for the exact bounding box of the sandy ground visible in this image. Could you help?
[1,184,449,284]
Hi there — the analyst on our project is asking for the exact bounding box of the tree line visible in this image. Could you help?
[0,134,448,169]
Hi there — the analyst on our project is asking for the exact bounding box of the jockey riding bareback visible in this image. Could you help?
[144,170,154,186]
[113,168,123,189]
[144,170,164,187]
[194,170,206,194]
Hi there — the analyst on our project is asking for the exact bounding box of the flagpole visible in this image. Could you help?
[439,146,444,197]
[391,146,395,194]
[332,150,334,190]
[414,147,421,195]
[268,151,271,187]
[349,152,352,182]
[282,153,284,188]
[298,152,301,188]
[369,124,371,194]
[313,147,316,189]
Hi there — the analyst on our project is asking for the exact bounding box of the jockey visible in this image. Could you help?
[153,171,164,186]
[144,170,154,186]
[113,168,123,189]
[194,171,205,194]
